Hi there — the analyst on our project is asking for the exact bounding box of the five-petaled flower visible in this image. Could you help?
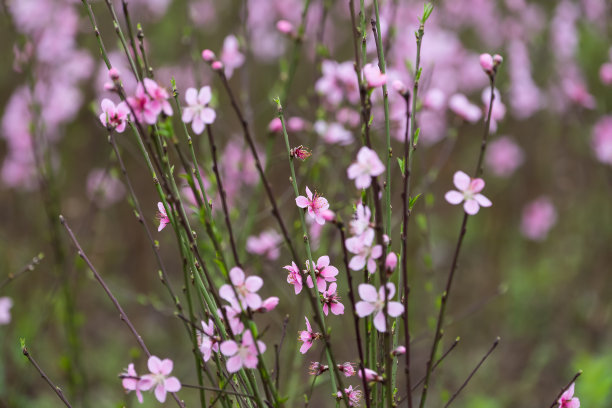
[121,363,147,403]
[284,261,303,295]
[345,228,382,274]
[156,202,170,232]
[305,255,339,292]
[347,146,385,189]
[299,316,321,354]
[99,99,129,133]
[139,356,182,403]
[296,186,330,225]
[219,267,263,310]
[337,385,362,407]
[182,86,216,134]
[355,283,404,332]
[220,330,266,372]
[444,170,492,215]
[322,282,345,316]
[558,383,580,408]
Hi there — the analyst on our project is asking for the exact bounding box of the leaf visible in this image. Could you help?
[397,157,405,173]
[413,128,420,147]
[421,3,434,23]
[409,194,421,210]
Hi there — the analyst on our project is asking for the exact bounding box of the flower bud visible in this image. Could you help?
[391,345,406,356]
[259,296,279,312]
[276,20,294,35]
[109,67,120,81]
[493,54,503,66]
[211,61,224,71]
[385,252,397,272]
[201,49,216,62]
[479,53,494,72]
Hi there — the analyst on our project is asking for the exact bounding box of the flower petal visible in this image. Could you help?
[220,340,238,356]
[453,171,471,191]
[445,190,464,205]
[464,199,480,215]
[295,196,309,208]
[185,88,198,105]
[355,301,376,317]
[474,194,492,207]
[229,267,245,285]
[373,310,387,332]
[164,377,181,392]
[358,283,378,302]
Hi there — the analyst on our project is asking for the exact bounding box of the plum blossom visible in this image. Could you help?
[299,316,321,354]
[220,304,245,335]
[156,202,170,231]
[345,229,382,274]
[182,86,216,134]
[197,319,219,362]
[355,283,404,332]
[220,35,245,78]
[0,297,13,325]
[363,63,386,88]
[219,267,263,310]
[338,362,356,377]
[315,60,359,106]
[314,120,354,145]
[144,78,173,117]
[86,169,126,208]
[558,383,580,408]
[99,98,129,133]
[246,229,282,260]
[121,363,148,403]
[296,186,330,225]
[347,146,385,189]
[258,296,279,312]
[337,385,362,407]
[322,282,344,316]
[592,116,612,165]
[444,171,492,215]
[305,255,339,292]
[284,261,303,294]
[485,136,524,177]
[520,197,557,241]
[449,94,482,123]
[140,356,181,403]
[127,82,159,124]
[220,330,266,372]
[309,361,328,376]
[350,203,373,237]
[479,53,494,72]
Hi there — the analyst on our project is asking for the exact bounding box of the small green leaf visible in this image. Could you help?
[409,194,421,210]
[422,3,434,23]
[397,157,405,173]
[413,128,420,146]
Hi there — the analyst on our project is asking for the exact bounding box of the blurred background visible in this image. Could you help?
[1,0,612,406]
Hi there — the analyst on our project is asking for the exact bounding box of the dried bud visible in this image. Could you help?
[308,361,329,376]
[290,145,312,160]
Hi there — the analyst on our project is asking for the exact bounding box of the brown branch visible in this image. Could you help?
[22,346,73,408]
[549,370,582,408]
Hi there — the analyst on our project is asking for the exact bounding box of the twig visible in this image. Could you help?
[274,315,290,390]
[549,370,582,408]
[22,346,73,408]
[444,337,500,407]
[0,253,44,290]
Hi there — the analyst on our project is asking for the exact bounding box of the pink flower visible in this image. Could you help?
[86,168,126,208]
[322,282,344,316]
[558,383,580,408]
[140,356,181,403]
[314,120,354,145]
[338,362,356,377]
[299,316,321,354]
[99,98,129,133]
[520,197,557,241]
[337,385,362,407]
[284,261,303,295]
[355,283,404,332]
[423,88,446,110]
[296,186,330,225]
[290,145,312,160]
[392,345,406,356]
[197,319,219,362]
[258,296,279,312]
[144,78,173,117]
[308,361,328,376]
[220,304,245,335]
[219,267,264,311]
[201,49,216,62]
[444,171,492,215]
[363,63,387,88]
[479,53,494,72]
[358,367,383,382]
[485,136,524,177]
[156,202,170,231]
[592,116,612,165]
[246,229,282,260]
[385,252,397,273]
[220,330,266,372]
[121,363,148,403]
[347,147,385,189]
[127,82,159,124]
[350,203,373,237]
[276,20,294,35]
[305,255,339,292]
[449,94,482,123]
[600,63,612,85]
[345,229,382,274]
[220,35,245,79]
[182,86,216,134]
[0,297,13,325]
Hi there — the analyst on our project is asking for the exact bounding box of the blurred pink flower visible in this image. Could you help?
[156,202,170,232]
[314,121,354,145]
[299,316,320,354]
[140,356,181,403]
[481,87,506,133]
[355,283,404,332]
[305,255,339,292]
[121,363,148,403]
[315,60,359,106]
[259,296,279,312]
[182,86,216,134]
[347,146,385,189]
[144,78,173,117]
[485,136,524,177]
[445,171,492,215]
[345,229,382,274]
[592,116,612,165]
[350,203,373,237]
[449,94,482,123]
[127,82,159,124]
[99,99,129,133]
[479,53,494,72]
[423,88,446,110]
[363,63,387,88]
[276,20,294,34]
[358,367,383,382]
[322,282,344,316]
[520,197,557,241]
[600,63,612,85]
[197,318,219,362]
[220,35,245,79]
[86,169,126,208]
[220,304,245,335]
[558,383,580,408]
[219,267,263,310]
[0,297,13,325]
[220,330,266,372]
[284,261,303,294]
[296,186,330,225]
[246,229,282,260]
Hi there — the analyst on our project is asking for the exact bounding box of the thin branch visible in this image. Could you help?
[549,370,583,408]
[0,253,44,290]
[274,315,290,390]
[444,337,500,407]
[22,346,73,408]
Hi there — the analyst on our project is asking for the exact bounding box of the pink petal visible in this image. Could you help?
[349,255,366,271]
[305,186,313,200]
[373,310,387,332]
[300,341,312,354]
[445,190,464,205]
[453,171,471,191]
[245,293,262,310]
[198,86,212,105]
[387,301,404,317]
[464,199,480,215]
[192,115,205,135]
[322,303,329,315]
[226,355,243,373]
[201,108,216,124]
[305,316,312,332]
[321,266,339,279]
[147,356,162,373]
[182,107,195,123]
[358,284,378,302]
[317,255,330,268]
[157,202,166,215]
[220,340,238,356]
[295,196,309,208]
[367,258,377,274]
[164,377,181,392]
[355,174,372,189]
[347,163,361,179]
[371,245,382,259]
[244,276,263,292]
[185,88,198,105]
[100,98,114,113]
[159,358,173,375]
[154,383,167,403]
[243,353,258,369]
[355,301,376,317]
[469,178,485,193]
[316,278,327,292]
[381,282,395,299]
[219,284,236,303]
[229,267,245,286]
[474,194,492,207]
[331,302,344,315]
